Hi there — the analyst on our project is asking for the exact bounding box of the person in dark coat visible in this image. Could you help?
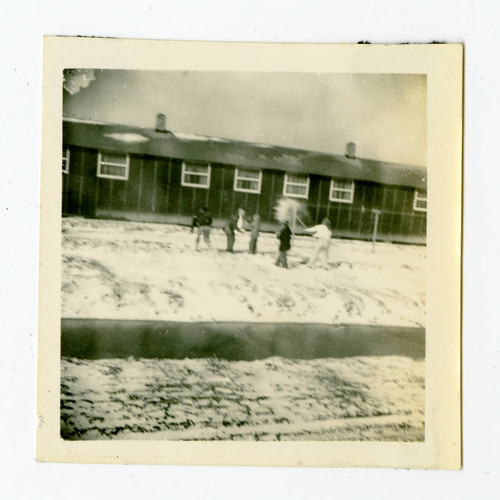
[223,216,238,252]
[191,206,213,250]
[275,221,292,268]
[248,214,261,254]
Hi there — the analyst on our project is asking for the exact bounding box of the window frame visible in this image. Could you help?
[329,178,355,203]
[282,173,310,199]
[97,151,130,181]
[413,189,427,212]
[181,160,211,189]
[233,167,262,194]
[62,147,70,174]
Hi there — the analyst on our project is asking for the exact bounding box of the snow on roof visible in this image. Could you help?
[172,131,230,143]
[63,116,112,125]
[103,132,150,143]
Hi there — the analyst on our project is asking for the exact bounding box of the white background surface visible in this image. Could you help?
[1,1,498,497]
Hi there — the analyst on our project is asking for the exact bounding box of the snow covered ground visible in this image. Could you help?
[61,355,424,441]
[60,217,426,441]
[62,217,425,326]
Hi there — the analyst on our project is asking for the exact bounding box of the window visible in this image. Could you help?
[181,161,211,189]
[234,168,262,193]
[97,151,129,180]
[283,173,310,199]
[413,190,427,212]
[62,148,70,174]
[329,178,355,203]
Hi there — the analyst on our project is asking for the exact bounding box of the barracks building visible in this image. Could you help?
[62,114,427,244]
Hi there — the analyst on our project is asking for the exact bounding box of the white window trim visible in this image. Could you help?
[283,173,310,199]
[329,178,355,203]
[413,189,427,212]
[97,151,130,180]
[62,147,70,174]
[181,161,211,189]
[233,167,262,194]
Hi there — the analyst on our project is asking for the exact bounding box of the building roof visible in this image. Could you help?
[63,118,427,190]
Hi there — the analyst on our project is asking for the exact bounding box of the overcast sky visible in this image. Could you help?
[63,70,426,166]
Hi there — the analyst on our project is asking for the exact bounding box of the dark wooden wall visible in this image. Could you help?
[62,147,98,217]
[62,145,426,242]
[302,178,426,240]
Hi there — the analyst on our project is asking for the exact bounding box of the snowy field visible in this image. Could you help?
[62,217,425,326]
[61,217,426,441]
[61,355,424,441]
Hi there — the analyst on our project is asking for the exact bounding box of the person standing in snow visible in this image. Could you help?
[275,220,292,268]
[304,217,332,268]
[248,214,261,254]
[223,215,239,252]
[191,206,213,250]
[223,208,246,253]
[236,207,246,233]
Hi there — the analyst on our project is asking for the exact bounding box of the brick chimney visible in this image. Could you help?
[155,113,167,132]
[345,142,356,159]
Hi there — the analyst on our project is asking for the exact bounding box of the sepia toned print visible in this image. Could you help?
[38,38,461,467]
[60,69,426,441]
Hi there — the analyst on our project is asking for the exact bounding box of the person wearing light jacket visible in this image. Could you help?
[236,207,246,233]
[304,218,332,268]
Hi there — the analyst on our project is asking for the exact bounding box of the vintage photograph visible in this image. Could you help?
[36,37,461,467]
[59,68,427,441]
